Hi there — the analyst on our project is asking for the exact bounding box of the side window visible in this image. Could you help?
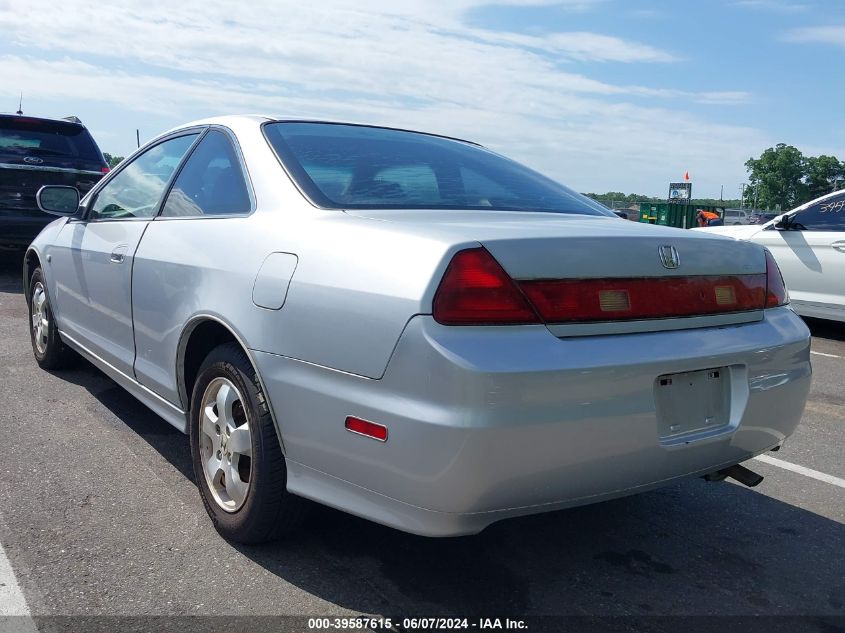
[88,134,198,220]
[161,130,251,217]
[792,192,845,231]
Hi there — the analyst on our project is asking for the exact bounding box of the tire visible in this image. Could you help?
[189,342,306,543]
[28,267,76,370]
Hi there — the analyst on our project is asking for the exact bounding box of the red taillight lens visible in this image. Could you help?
[519,275,768,323]
[764,250,788,308]
[433,249,785,326]
[433,248,539,325]
[101,166,110,174]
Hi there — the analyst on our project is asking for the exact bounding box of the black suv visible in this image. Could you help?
[1,114,108,248]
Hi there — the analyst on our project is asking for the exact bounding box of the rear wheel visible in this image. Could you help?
[189,342,305,543]
[28,267,76,369]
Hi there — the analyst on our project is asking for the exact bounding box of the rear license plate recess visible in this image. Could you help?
[654,367,730,441]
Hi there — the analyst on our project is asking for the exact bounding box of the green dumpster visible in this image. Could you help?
[639,203,725,229]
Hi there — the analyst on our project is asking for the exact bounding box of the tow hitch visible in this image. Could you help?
[703,463,764,487]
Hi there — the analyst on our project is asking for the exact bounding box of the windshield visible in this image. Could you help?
[0,117,104,163]
[263,122,613,216]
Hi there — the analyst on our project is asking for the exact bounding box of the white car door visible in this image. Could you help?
[752,191,845,320]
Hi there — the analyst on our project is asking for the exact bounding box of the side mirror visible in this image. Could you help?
[36,186,80,216]
[772,214,789,230]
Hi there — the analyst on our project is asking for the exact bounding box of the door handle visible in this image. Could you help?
[110,245,128,263]
[832,241,845,253]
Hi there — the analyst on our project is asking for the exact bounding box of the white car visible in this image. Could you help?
[697,190,845,322]
[723,208,750,225]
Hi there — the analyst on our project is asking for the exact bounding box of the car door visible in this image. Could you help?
[752,192,845,315]
[132,129,256,405]
[49,132,200,376]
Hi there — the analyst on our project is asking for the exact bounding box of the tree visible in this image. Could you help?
[103,153,125,168]
[804,155,845,200]
[744,145,844,211]
[744,144,807,211]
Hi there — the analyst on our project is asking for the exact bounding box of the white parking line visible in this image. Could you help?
[754,454,845,489]
[0,539,36,632]
[810,350,842,359]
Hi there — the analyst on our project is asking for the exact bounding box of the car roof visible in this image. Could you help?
[161,114,482,148]
[0,113,88,128]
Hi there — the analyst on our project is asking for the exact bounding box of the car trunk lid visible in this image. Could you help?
[344,209,769,335]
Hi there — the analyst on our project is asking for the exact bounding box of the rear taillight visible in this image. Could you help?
[764,250,788,308]
[433,248,539,325]
[101,166,110,174]
[433,248,784,326]
[519,275,767,322]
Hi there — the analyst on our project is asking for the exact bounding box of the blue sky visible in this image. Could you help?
[1,0,842,198]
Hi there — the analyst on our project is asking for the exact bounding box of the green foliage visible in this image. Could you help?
[804,155,845,200]
[584,192,740,208]
[744,145,843,211]
[103,153,125,168]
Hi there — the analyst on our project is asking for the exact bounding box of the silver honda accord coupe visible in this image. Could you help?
[24,116,811,543]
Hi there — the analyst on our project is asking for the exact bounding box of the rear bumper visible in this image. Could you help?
[253,307,811,536]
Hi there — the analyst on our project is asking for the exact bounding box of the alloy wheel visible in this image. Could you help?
[31,282,49,355]
[198,377,253,512]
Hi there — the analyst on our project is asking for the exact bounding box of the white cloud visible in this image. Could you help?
[784,25,845,47]
[0,0,760,196]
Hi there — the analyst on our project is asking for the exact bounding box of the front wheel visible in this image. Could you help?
[189,342,306,543]
[28,267,76,369]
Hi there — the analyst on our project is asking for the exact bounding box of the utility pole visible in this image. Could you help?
[720,184,723,202]
[740,183,746,209]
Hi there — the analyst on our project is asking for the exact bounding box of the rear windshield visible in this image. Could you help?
[0,117,104,163]
[263,122,612,216]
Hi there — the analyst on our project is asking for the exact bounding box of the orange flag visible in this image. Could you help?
[684,170,690,182]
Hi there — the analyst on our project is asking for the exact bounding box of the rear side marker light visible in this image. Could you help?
[345,416,388,442]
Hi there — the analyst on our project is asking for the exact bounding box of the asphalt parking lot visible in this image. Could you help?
[0,251,842,632]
